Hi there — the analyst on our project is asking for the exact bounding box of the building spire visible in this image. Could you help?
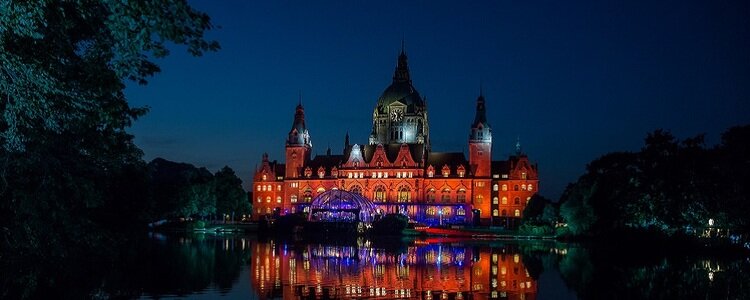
[401,36,405,55]
[298,90,302,107]
[393,40,411,83]
[515,136,523,155]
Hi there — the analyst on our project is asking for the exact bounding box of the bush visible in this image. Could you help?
[371,214,409,235]
[274,213,307,234]
[518,223,555,236]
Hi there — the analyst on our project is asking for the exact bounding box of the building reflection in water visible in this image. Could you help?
[251,239,537,299]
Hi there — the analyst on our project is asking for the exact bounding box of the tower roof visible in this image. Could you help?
[375,47,425,113]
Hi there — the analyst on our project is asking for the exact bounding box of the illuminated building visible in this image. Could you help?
[252,47,539,225]
[251,240,538,300]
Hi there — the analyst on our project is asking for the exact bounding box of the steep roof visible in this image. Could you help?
[425,152,468,169]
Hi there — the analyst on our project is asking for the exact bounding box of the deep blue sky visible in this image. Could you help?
[125,0,750,199]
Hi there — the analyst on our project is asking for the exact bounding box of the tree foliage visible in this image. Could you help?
[214,166,251,222]
[558,125,750,236]
[0,1,218,258]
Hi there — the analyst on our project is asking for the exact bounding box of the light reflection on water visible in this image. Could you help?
[135,234,750,300]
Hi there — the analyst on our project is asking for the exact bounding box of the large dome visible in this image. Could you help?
[375,81,424,113]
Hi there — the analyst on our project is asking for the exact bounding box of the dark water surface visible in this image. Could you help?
[5,233,748,299]
[130,233,749,300]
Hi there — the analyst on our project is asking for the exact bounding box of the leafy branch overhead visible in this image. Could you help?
[0,0,219,152]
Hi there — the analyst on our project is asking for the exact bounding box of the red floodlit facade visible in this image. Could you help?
[252,49,539,225]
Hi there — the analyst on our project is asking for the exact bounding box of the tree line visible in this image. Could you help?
[523,125,750,239]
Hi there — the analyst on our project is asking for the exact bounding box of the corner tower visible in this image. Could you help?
[369,45,429,148]
[469,91,492,177]
[285,102,312,178]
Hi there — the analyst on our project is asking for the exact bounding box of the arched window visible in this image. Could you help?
[502,184,508,191]
[521,184,527,191]
[256,185,261,191]
[303,188,312,202]
[528,184,533,191]
[374,186,386,202]
[441,207,451,216]
[442,165,450,177]
[291,195,298,203]
[350,185,361,195]
[257,197,262,203]
[502,209,507,216]
[427,206,437,216]
[514,197,520,205]
[457,207,466,216]
[493,209,499,216]
[276,196,282,203]
[398,187,411,202]
[502,197,508,205]
[441,188,451,202]
[266,207,271,214]
[493,184,498,191]
[427,189,436,203]
[475,194,483,204]
[265,196,271,203]
[457,189,467,203]
[317,187,326,193]
[514,209,521,217]
[514,185,519,191]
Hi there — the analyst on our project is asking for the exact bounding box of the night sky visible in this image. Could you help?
[125,0,750,199]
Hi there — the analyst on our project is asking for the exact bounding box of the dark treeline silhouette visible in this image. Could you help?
[557,125,750,239]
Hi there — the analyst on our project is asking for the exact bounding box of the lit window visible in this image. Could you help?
[457,207,465,216]
[502,197,508,205]
[291,195,298,203]
[256,186,261,191]
[493,197,498,204]
[442,207,451,216]
[276,196,282,203]
[457,189,466,203]
[514,209,520,217]
[266,196,271,203]
[475,195,483,204]
[348,172,353,179]
[493,184,498,191]
[502,174,509,179]
[317,187,325,193]
[398,187,411,202]
[277,185,281,191]
[257,197,262,203]
[502,184,508,191]
[374,187,386,202]
[441,188,451,202]
[427,206,436,216]
[427,189,436,203]
[521,184,526,191]
[262,174,267,180]
[521,172,527,179]
[527,197,531,204]
[493,209,498,216]
[528,184,533,191]
[262,185,267,191]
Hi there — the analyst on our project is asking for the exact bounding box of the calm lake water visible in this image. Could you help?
[119,233,750,300]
